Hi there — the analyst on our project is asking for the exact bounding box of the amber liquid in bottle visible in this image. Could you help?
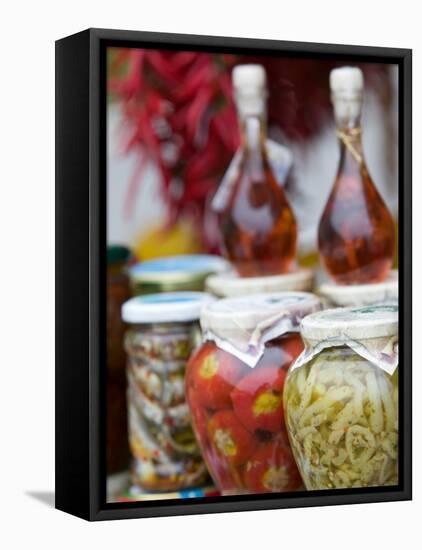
[220,116,297,277]
[318,104,395,285]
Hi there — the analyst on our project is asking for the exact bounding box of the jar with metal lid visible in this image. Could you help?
[318,270,398,308]
[206,268,314,298]
[284,304,398,490]
[128,255,229,295]
[122,291,214,491]
[185,292,322,495]
[107,245,131,474]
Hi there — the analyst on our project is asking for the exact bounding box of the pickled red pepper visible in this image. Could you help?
[186,293,321,495]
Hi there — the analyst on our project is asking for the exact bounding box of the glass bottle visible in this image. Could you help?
[216,65,297,277]
[318,67,395,285]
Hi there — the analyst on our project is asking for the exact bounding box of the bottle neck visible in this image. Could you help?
[333,99,364,168]
[332,92,365,168]
[332,90,362,128]
[337,125,364,168]
[239,114,267,153]
[235,88,267,148]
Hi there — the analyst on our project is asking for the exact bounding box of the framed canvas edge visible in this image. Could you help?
[60,28,412,521]
[55,29,92,521]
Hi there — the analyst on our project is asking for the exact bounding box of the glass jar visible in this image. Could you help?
[122,291,214,492]
[106,245,131,474]
[284,305,398,490]
[128,255,229,296]
[186,292,321,495]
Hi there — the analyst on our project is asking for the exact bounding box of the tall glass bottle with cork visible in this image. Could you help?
[318,66,395,284]
[213,64,297,278]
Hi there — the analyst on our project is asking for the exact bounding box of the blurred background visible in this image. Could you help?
[107,48,398,264]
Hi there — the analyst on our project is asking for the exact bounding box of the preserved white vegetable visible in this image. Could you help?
[284,347,398,489]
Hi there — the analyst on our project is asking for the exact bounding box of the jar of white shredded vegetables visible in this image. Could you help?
[283,304,399,490]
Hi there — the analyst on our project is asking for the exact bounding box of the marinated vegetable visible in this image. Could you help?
[284,347,398,489]
[243,442,302,493]
[231,367,286,432]
[186,292,322,495]
[122,292,214,491]
[189,342,245,409]
[186,335,306,495]
[208,410,256,466]
[186,292,323,494]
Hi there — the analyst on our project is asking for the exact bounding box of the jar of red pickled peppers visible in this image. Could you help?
[185,292,322,495]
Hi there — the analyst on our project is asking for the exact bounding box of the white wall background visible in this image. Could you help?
[107,104,167,246]
[0,1,419,548]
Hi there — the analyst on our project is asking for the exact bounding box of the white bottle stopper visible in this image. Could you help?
[233,64,267,93]
[232,64,267,117]
[330,66,364,123]
[330,66,364,97]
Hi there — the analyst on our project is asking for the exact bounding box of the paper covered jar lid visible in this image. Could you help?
[205,268,314,297]
[200,292,322,367]
[295,304,398,375]
[301,303,398,342]
[318,270,398,307]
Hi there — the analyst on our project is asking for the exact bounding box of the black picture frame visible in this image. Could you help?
[55,27,412,521]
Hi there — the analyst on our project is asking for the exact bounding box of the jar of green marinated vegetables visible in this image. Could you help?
[122,291,214,492]
[284,304,398,490]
